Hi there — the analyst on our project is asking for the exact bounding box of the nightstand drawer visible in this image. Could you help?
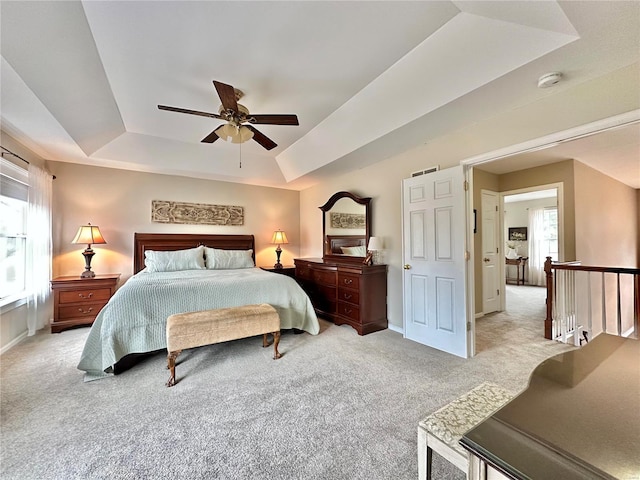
[59,301,107,319]
[59,288,112,304]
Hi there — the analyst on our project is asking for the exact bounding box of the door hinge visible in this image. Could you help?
[495,205,498,211]
[497,289,500,296]
[464,250,470,261]
[463,180,469,191]
[496,247,498,253]
[467,321,471,331]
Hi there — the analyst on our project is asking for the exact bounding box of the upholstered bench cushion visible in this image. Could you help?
[165,304,282,387]
[419,382,513,457]
[167,303,280,352]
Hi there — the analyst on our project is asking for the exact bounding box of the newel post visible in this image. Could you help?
[544,256,553,340]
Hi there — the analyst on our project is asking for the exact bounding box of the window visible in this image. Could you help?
[0,158,29,304]
[543,207,558,260]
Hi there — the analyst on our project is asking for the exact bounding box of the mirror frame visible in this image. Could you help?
[319,191,371,263]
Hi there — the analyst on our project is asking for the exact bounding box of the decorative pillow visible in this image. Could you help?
[341,245,366,256]
[144,246,205,272]
[204,247,254,269]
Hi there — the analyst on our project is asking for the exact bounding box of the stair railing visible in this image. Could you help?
[544,257,639,344]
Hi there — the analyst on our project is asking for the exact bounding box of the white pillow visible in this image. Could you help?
[341,245,366,256]
[204,247,254,269]
[144,246,205,272]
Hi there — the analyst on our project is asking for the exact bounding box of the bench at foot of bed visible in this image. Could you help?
[165,303,282,387]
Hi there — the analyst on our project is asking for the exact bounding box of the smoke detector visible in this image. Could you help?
[538,72,563,88]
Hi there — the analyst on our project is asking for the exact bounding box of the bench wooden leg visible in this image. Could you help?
[273,331,282,359]
[166,350,181,387]
[262,333,272,348]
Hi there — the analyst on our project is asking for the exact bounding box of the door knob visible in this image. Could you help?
[483,258,490,263]
[403,264,411,270]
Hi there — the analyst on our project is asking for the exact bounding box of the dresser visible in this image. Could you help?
[50,274,120,333]
[294,258,387,335]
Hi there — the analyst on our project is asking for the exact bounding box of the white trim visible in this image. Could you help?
[464,165,476,358]
[0,330,28,355]
[621,326,635,338]
[388,323,403,335]
[475,312,484,319]
[461,110,640,168]
[0,293,28,313]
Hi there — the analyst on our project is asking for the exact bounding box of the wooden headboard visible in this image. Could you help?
[133,233,255,274]
[326,235,366,254]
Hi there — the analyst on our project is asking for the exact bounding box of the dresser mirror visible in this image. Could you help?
[319,191,371,263]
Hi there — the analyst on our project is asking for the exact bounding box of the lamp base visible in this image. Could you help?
[274,246,283,270]
[81,247,96,278]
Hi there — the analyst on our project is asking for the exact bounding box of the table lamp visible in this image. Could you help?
[270,230,289,269]
[72,223,107,278]
[367,236,383,265]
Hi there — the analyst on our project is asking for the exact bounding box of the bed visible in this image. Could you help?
[77,233,319,380]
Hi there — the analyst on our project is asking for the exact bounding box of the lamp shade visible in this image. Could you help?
[71,224,107,245]
[271,230,289,245]
[367,236,383,251]
[215,124,254,144]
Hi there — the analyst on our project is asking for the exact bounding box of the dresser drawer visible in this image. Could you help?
[316,284,337,302]
[338,272,359,290]
[337,302,360,322]
[337,287,360,305]
[313,269,337,286]
[58,301,107,320]
[59,288,112,304]
[295,264,312,281]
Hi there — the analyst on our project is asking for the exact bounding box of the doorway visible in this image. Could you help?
[501,185,561,321]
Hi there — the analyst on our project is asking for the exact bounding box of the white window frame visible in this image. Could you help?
[0,158,29,312]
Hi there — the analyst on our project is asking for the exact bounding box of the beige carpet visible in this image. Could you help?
[1,286,573,480]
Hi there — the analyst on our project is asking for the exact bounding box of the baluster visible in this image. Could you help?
[601,272,607,334]
[587,272,592,341]
[634,274,639,339]
[617,273,622,336]
[544,257,553,340]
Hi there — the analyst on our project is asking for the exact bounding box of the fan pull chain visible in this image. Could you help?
[239,141,242,169]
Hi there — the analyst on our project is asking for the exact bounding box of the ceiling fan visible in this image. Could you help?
[158,80,299,151]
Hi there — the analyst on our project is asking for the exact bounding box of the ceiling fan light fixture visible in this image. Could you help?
[215,123,254,144]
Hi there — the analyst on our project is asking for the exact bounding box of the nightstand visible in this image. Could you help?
[260,266,296,279]
[50,274,120,333]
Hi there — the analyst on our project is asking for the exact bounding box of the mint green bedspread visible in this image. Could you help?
[78,268,319,380]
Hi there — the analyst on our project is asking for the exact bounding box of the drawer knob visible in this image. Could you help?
[79,292,93,299]
[78,307,93,314]
[343,279,353,285]
[344,294,352,300]
[344,308,353,314]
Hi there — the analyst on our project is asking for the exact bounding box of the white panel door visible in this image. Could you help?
[402,166,468,358]
[481,190,500,314]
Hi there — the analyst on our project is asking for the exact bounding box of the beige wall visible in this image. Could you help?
[574,162,638,268]
[48,162,301,280]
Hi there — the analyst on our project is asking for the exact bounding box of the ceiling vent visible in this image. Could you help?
[411,165,440,177]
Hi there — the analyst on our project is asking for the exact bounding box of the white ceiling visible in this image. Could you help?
[1,1,639,190]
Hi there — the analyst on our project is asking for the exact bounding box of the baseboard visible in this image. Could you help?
[475,312,484,319]
[388,323,403,334]
[0,330,28,355]
[621,326,635,338]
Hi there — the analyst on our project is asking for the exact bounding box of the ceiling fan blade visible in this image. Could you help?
[248,114,299,126]
[201,129,220,143]
[213,80,238,112]
[158,105,222,119]
[246,125,277,150]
